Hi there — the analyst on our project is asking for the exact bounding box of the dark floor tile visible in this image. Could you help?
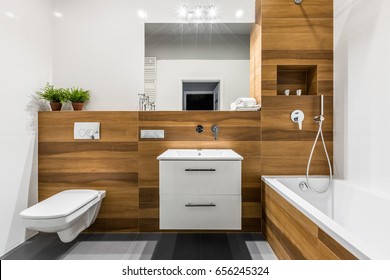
[151,233,178,260]
[2,232,274,260]
[172,234,201,260]
[2,233,81,260]
[226,234,252,260]
[134,232,163,242]
[200,234,233,260]
[81,233,137,242]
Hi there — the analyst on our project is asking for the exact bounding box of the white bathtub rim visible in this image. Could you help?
[262,175,379,260]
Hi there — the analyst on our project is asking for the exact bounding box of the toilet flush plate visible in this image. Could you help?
[74,122,100,140]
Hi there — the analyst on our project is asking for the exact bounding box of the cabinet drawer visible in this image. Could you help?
[160,195,241,230]
[159,161,241,195]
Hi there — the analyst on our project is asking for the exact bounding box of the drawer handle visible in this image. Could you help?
[185,203,216,207]
[185,168,216,172]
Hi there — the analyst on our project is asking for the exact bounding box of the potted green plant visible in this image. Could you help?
[64,87,91,111]
[36,83,65,111]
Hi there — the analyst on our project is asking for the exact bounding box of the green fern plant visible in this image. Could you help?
[64,87,91,103]
[36,83,65,102]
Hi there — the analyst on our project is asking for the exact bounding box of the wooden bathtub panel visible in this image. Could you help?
[318,229,358,260]
[266,185,318,236]
[264,183,358,260]
[266,190,318,259]
[265,224,289,260]
[318,240,340,260]
[266,212,306,259]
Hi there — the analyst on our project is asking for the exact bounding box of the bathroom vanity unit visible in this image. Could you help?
[157,149,243,230]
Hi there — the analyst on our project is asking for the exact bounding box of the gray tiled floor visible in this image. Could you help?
[1,232,277,260]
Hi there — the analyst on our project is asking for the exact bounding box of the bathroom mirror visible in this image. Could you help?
[144,22,251,111]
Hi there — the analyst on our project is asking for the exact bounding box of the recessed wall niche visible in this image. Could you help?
[277,65,318,96]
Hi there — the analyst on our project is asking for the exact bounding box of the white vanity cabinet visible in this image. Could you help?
[157,149,243,230]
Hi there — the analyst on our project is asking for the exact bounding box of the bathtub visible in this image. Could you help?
[262,176,390,260]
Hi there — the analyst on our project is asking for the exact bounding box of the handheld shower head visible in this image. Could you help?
[294,0,303,4]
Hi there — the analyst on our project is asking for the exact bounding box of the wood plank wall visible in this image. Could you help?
[257,0,334,177]
[252,0,334,251]
[38,112,139,232]
[38,111,262,232]
[260,0,333,97]
[138,112,262,232]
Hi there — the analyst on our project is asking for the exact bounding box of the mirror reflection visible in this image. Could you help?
[144,23,251,111]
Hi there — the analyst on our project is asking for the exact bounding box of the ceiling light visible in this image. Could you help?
[208,6,217,18]
[137,10,147,19]
[5,12,16,19]
[235,9,244,18]
[53,12,63,18]
[178,6,187,18]
[194,6,203,18]
[187,11,194,19]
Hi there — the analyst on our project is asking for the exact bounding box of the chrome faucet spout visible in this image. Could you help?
[211,124,219,140]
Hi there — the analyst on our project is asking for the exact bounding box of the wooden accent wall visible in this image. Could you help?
[260,0,333,96]
[38,111,261,232]
[261,96,333,176]
[256,0,334,176]
[138,111,262,232]
[38,112,139,232]
[264,183,357,260]
[250,0,334,240]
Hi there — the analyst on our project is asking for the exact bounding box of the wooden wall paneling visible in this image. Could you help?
[138,112,262,232]
[261,95,333,175]
[261,0,333,19]
[38,111,139,142]
[38,112,139,232]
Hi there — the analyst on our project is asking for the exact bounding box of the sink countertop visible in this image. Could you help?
[157,149,243,161]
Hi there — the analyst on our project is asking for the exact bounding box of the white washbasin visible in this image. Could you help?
[157,149,243,161]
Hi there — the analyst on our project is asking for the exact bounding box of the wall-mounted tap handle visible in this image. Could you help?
[211,124,219,140]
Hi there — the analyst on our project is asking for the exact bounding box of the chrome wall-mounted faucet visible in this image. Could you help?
[211,124,219,140]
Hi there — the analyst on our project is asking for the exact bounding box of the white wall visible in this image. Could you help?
[52,0,146,110]
[0,0,52,257]
[334,0,390,194]
[156,60,250,111]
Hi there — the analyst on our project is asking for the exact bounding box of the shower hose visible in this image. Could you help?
[306,118,333,193]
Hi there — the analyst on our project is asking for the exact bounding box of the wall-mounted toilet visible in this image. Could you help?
[20,189,106,243]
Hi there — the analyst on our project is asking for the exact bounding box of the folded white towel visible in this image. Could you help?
[235,97,257,107]
[230,103,260,111]
[235,105,261,111]
[230,102,238,111]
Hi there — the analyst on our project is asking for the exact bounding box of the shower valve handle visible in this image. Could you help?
[291,110,305,130]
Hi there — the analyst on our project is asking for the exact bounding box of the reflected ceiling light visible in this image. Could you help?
[177,5,218,22]
[235,9,244,18]
[178,6,187,18]
[208,6,217,18]
[137,9,147,19]
[53,12,63,18]
[5,12,16,19]
[294,0,303,4]
[194,6,203,18]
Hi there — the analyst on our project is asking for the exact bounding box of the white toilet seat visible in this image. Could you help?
[20,190,99,220]
[20,189,106,243]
